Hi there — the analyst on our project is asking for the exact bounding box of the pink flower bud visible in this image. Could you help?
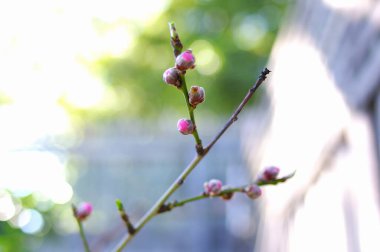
[163,67,181,87]
[175,50,195,71]
[244,184,262,200]
[177,119,194,135]
[258,166,280,182]
[75,202,93,221]
[189,86,205,107]
[203,179,223,196]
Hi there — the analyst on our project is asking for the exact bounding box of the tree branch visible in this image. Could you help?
[112,23,271,252]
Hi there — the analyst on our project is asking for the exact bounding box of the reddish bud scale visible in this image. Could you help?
[163,67,181,87]
[220,186,234,201]
[189,86,205,107]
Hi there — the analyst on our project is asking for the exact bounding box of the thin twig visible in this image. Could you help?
[113,154,204,251]
[157,174,296,214]
[115,199,136,235]
[203,68,270,154]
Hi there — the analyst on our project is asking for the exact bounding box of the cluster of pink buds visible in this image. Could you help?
[203,179,223,196]
[257,166,280,182]
[163,50,197,88]
[75,202,93,221]
[162,48,206,136]
[203,179,262,200]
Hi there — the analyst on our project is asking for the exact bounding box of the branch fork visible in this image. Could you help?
[73,22,293,252]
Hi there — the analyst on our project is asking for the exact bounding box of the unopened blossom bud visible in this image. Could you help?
[203,179,223,196]
[175,50,195,71]
[258,166,280,182]
[244,184,262,200]
[163,67,181,87]
[220,186,234,201]
[75,202,93,221]
[177,119,194,135]
[189,86,205,107]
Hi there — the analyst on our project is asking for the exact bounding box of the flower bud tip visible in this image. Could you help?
[75,202,93,221]
[175,50,196,71]
[258,166,280,182]
[203,179,223,196]
[177,119,195,135]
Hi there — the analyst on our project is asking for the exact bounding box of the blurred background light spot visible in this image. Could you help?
[0,151,72,204]
[0,105,71,151]
[17,209,44,234]
[0,191,16,221]
[191,40,222,75]
[323,0,369,11]
[233,14,268,50]
[63,73,107,109]
[49,182,73,205]
[86,0,169,23]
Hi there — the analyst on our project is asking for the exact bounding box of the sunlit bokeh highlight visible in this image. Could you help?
[323,0,370,11]
[0,0,169,237]
[0,191,16,221]
[233,14,268,51]
[191,40,222,75]
[15,209,44,234]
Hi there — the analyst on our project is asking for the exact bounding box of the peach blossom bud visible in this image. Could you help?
[75,202,93,221]
[244,184,262,200]
[258,166,280,182]
[203,179,223,196]
[163,67,181,87]
[177,119,194,135]
[189,86,205,107]
[175,50,195,71]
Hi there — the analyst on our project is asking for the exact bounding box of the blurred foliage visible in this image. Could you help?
[93,0,288,119]
[0,222,26,252]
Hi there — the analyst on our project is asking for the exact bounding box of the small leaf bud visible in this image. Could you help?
[163,67,182,87]
[75,202,93,221]
[177,119,195,135]
[203,179,223,196]
[244,184,262,200]
[189,86,205,107]
[220,186,234,201]
[175,50,195,71]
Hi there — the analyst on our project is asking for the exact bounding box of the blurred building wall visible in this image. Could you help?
[243,0,380,251]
